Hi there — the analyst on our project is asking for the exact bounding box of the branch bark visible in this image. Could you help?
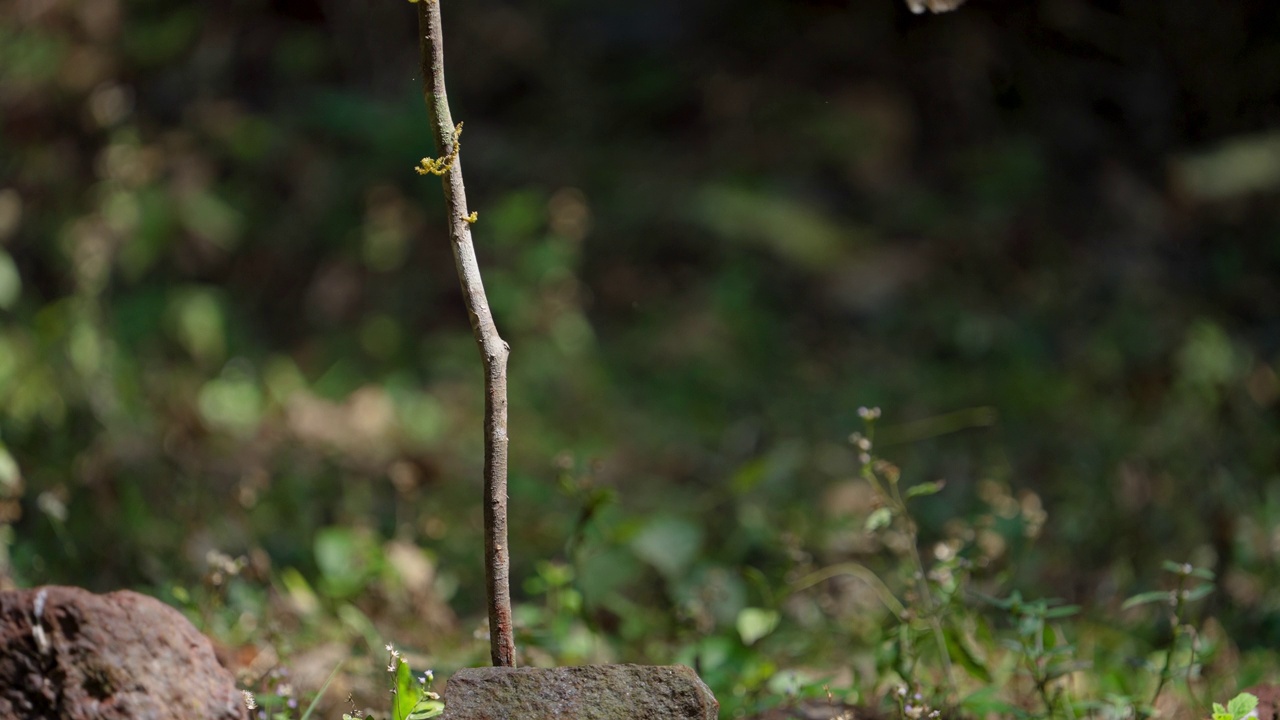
[416,0,516,668]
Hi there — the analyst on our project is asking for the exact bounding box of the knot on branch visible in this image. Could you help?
[414,122,464,176]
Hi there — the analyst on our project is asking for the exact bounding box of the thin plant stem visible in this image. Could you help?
[901,512,957,699]
[415,0,516,668]
[1143,576,1190,720]
[862,425,955,698]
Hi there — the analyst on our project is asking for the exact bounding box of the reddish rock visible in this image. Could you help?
[442,664,718,720]
[0,585,246,720]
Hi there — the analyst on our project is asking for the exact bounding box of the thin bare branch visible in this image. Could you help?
[416,0,516,668]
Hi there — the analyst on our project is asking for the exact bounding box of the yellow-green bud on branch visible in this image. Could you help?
[414,122,463,176]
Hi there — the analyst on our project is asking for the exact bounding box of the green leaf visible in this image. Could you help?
[1043,604,1080,619]
[1122,591,1172,610]
[1227,693,1258,720]
[167,287,226,366]
[905,480,944,499]
[0,443,19,492]
[1164,560,1216,581]
[315,527,374,599]
[1183,583,1214,602]
[865,507,892,532]
[944,626,992,683]
[959,687,1020,717]
[1044,659,1090,681]
[730,457,768,494]
[279,567,320,615]
[300,661,343,720]
[394,659,423,720]
[0,249,20,310]
[736,607,780,646]
[630,515,702,578]
[975,590,1021,610]
[407,700,445,720]
[693,185,858,271]
[1190,566,1217,581]
[197,370,264,436]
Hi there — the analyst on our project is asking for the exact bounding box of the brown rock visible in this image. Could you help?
[442,664,718,720]
[0,585,246,720]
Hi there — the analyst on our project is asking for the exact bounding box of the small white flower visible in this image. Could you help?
[242,691,257,710]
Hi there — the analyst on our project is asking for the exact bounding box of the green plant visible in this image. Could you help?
[1122,561,1216,718]
[330,645,442,720]
[850,407,957,698]
[892,684,943,720]
[242,662,341,720]
[1210,692,1258,720]
[243,656,442,720]
[980,591,1084,718]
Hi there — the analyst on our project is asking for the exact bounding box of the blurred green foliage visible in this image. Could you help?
[2,0,1280,717]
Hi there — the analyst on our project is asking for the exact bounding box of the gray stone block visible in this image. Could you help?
[442,664,719,720]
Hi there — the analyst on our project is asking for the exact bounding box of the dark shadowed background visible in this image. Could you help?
[2,0,1279,714]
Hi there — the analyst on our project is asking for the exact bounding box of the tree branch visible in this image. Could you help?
[416,0,516,668]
